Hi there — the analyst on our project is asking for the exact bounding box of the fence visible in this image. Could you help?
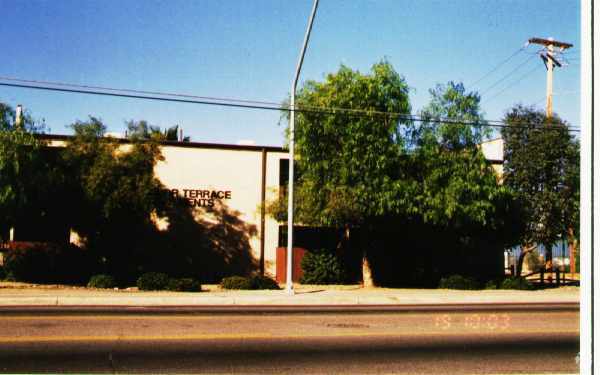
[508,240,570,262]
[504,239,579,286]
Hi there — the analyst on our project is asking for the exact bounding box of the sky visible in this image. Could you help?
[0,0,581,146]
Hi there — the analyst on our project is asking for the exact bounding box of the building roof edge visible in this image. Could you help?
[37,134,287,153]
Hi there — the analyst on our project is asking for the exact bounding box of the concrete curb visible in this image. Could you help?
[0,291,580,307]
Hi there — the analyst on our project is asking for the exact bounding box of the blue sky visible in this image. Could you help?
[0,0,580,146]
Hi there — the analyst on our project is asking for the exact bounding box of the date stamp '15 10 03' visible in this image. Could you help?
[434,313,511,330]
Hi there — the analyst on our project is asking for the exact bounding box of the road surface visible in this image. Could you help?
[0,304,579,374]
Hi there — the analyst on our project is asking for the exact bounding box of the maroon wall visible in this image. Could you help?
[276,247,306,283]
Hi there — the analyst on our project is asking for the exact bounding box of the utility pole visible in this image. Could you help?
[528,37,576,280]
[528,37,573,118]
[286,0,319,295]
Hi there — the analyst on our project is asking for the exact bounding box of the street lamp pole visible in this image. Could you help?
[286,0,319,295]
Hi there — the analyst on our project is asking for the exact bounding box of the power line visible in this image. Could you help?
[0,80,579,132]
[0,75,283,107]
[466,46,527,88]
[482,64,540,104]
[0,74,578,128]
[0,74,575,129]
[479,53,538,97]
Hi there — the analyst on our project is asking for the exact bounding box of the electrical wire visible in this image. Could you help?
[0,75,283,107]
[0,74,580,129]
[466,46,527,89]
[479,54,538,97]
[0,79,579,132]
[482,64,540,105]
[0,74,573,129]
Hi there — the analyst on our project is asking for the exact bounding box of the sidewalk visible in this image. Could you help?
[0,282,580,306]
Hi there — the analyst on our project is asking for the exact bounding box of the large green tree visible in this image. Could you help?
[270,68,520,286]
[501,105,579,275]
[0,103,67,242]
[273,62,413,285]
[412,82,518,230]
[62,118,170,281]
[399,83,522,282]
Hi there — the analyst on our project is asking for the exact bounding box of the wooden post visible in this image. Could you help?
[545,43,554,118]
[527,37,573,119]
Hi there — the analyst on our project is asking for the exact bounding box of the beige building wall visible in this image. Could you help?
[264,152,287,276]
[154,144,287,277]
[480,138,504,178]
[42,135,287,277]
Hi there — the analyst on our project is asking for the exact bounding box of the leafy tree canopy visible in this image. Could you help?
[64,117,167,234]
[0,103,53,238]
[415,82,489,150]
[501,105,579,254]
[277,61,413,227]
[61,117,171,279]
[410,82,515,231]
[126,120,190,142]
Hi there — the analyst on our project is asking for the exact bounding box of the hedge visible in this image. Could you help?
[221,275,279,290]
[438,274,481,290]
[137,272,170,291]
[87,274,117,289]
[300,249,345,285]
[167,277,201,292]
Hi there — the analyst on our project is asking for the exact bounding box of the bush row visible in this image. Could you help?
[438,274,535,290]
[0,245,539,292]
[87,273,278,291]
[220,275,280,290]
[0,245,204,291]
[135,272,201,292]
[85,272,202,292]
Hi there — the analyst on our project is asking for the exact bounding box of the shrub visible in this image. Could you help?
[499,276,535,290]
[137,272,170,291]
[167,278,201,292]
[250,275,280,290]
[2,243,94,284]
[3,244,54,283]
[220,275,279,290]
[300,249,345,284]
[87,274,116,289]
[0,266,5,280]
[484,280,498,290]
[220,276,253,290]
[438,274,481,290]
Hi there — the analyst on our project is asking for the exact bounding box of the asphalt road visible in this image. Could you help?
[0,305,580,374]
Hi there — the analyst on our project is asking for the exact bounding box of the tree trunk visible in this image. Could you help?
[516,244,535,277]
[360,227,375,288]
[362,251,374,288]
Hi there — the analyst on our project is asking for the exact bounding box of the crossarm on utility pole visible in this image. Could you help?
[528,37,573,119]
